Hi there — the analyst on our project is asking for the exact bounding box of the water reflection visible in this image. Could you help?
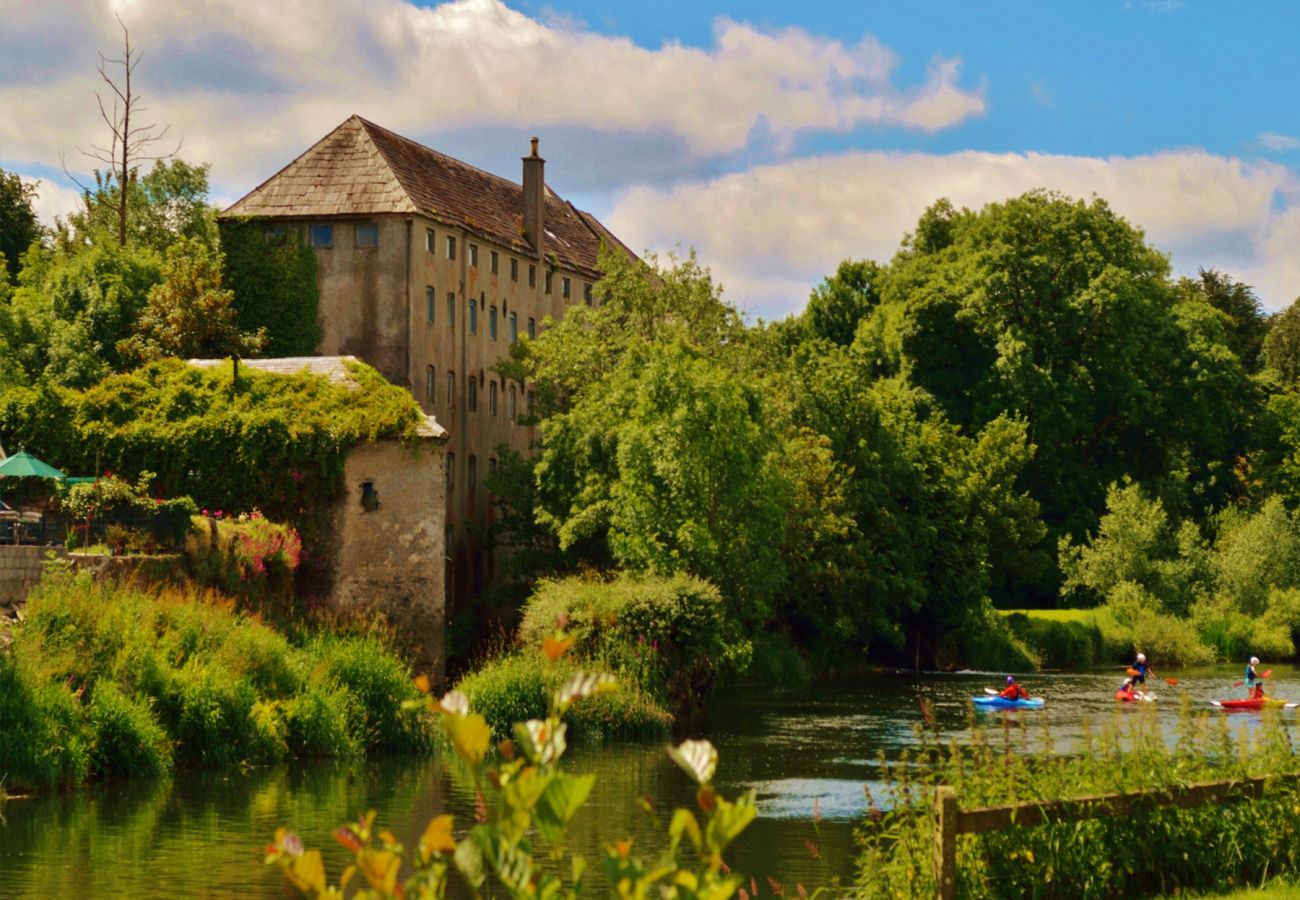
[1,665,1294,897]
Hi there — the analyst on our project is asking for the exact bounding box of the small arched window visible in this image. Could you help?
[468,455,477,489]
[469,299,478,335]
[489,380,498,416]
[468,376,478,413]
[426,286,435,323]
[489,305,498,340]
[446,370,455,407]
[425,365,435,404]
[508,384,517,421]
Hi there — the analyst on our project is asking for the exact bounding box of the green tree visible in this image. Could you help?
[5,240,161,386]
[804,258,882,346]
[1177,268,1269,372]
[117,237,265,363]
[0,169,43,281]
[1263,298,1300,385]
[860,191,1252,558]
[62,160,215,253]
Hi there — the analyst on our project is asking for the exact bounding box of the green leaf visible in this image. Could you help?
[453,831,486,890]
[537,773,597,842]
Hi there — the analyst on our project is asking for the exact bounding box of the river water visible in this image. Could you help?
[2,664,1294,897]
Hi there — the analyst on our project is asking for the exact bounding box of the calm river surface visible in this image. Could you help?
[2,665,1296,897]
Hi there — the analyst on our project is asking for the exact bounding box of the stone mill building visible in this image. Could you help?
[221,115,637,610]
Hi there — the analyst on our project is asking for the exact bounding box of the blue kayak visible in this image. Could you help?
[972,695,1045,709]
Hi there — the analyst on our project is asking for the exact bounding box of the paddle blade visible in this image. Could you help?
[1263,669,1274,679]
[1233,680,1245,687]
[983,688,1000,695]
[1125,667,1140,677]
[1165,678,1179,686]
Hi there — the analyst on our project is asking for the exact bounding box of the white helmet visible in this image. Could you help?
[1136,653,1146,663]
[1251,657,1260,665]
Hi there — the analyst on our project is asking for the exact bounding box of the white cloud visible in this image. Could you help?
[26,177,83,227]
[606,149,1300,317]
[0,0,985,196]
[1257,132,1300,153]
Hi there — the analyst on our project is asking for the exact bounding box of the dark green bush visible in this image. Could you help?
[86,682,171,777]
[519,573,749,715]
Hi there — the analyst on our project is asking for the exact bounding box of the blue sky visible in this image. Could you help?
[3,0,1299,315]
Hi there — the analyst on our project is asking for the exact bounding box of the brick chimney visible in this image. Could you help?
[522,136,544,259]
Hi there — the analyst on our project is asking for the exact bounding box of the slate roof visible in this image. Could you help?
[186,356,447,439]
[222,116,635,277]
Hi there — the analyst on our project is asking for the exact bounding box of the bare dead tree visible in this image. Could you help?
[72,16,180,246]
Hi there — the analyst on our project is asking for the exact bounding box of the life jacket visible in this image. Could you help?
[1246,665,1258,683]
[1132,662,1148,681]
[1000,684,1028,700]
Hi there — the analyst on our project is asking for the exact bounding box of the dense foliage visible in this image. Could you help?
[219,218,321,356]
[0,566,433,789]
[0,358,423,536]
[0,167,43,281]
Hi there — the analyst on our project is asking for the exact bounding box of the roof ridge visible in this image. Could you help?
[355,116,564,206]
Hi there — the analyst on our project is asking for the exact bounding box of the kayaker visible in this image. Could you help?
[1251,681,1266,701]
[1130,652,1149,686]
[1117,678,1136,701]
[1245,656,1262,692]
[999,675,1031,701]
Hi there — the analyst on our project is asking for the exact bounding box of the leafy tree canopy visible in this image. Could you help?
[0,169,43,281]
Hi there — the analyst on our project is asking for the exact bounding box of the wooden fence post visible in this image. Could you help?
[934,785,957,900]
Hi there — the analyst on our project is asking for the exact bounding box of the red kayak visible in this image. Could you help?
[1211,697,1297,710]
[1116,689,1155,703]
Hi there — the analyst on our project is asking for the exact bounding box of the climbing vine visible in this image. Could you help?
[218,218,321,356]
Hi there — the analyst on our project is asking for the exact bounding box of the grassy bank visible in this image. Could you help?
[856,704,1300,898]
[0,565,433,790]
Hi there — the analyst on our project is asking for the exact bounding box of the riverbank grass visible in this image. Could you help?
[0,565,433,789]
[856,702,1300,898]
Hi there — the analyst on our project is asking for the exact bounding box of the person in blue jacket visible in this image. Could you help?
[1245,656,1262,695]
[1131,652,1149,686]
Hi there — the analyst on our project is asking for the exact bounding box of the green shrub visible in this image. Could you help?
[519,573,749,714]
[86,682,171,778]
[945,601,1039,671]
[456,651,671,741]
[1,564,434,788]
[743,630,812,688]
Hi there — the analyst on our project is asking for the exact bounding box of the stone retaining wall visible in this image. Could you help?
[0,546,66,608]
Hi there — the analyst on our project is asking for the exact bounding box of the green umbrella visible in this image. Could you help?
[0,451,66,479]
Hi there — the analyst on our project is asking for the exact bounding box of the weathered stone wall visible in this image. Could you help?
[329,434,447,683]
[0,546,64,608]
[313,216,411,385]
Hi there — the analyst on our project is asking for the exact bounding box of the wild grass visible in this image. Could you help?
[0,565,433,790]
[454,650,673,741]
[855,701,1300,898]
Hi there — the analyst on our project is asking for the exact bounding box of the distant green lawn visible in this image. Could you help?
[1181,878,1300,898]
[999,607,1104,624]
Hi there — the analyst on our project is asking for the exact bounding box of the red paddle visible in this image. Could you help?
[1233,668,1272,687]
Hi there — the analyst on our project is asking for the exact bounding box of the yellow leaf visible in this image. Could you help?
[445,712,491,766]
[420,814,457,855]
[414,674,432,694]
[289,849,327,894]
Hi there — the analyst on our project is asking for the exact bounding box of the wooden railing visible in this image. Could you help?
[932,774,1300,899]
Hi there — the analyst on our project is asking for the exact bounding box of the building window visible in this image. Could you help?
[527,317,536,340]
[528,264,536,288]
[447,292,456,328]
[425,228,435,252]
[510,312,518,344]
[468,455,477,489]
[425,286,435,323]
[446,371,455,407]
[489,305,498,340]
[355,222,379,247]
[310,224,333,248]
[562,276,570,299]
[489,380,498,415]
[490,251,499,274]
[468,376,478,412]
[584,282,593,305]
[446,235,456,260]
[545,271,553,294]
[469,298,477,335]
[469,244,478,267]
[425,365,435,404]
[446,452,454,488]
[508,384,517,421]
[527,390,535,420]
[266,224,287,245]
[489,457,497,476]
[511,258,519,282]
